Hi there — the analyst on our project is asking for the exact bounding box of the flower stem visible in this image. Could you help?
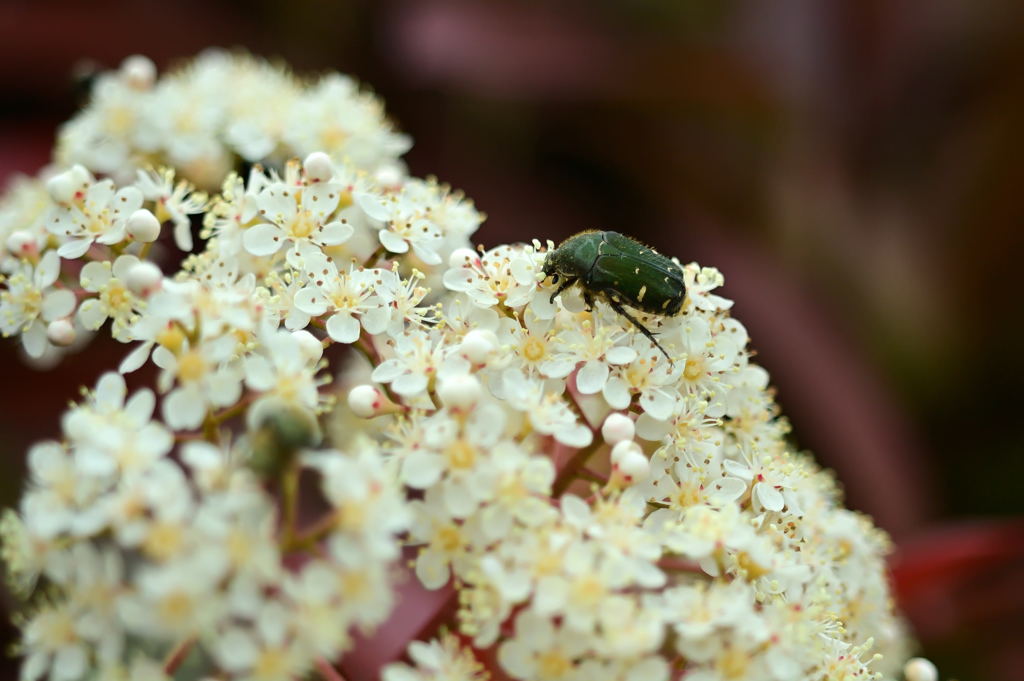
[162,636,194,674]
[314,657,348,681]
[280,461,301,547]
[363,244,387,268]
[552,439,603,496]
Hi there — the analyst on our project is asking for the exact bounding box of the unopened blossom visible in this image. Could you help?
[0,176,51,268]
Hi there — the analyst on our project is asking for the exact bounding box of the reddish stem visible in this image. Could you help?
[314,657,348,681]
[162,637,194,674]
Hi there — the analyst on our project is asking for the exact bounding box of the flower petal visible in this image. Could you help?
[57,238,93,260]
[326,312,360,344]
[575,360,609,395]
[379,229,408,254]
[318,221,353,246]
[42,289,76,321]
[242,223,284,256]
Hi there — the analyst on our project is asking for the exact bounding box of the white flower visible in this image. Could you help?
[558,312,638,394]
[245,328,325,423]
[498,611,592,681]
[0,250,76,357]
[21,441,108,539]
[408,487,479,589]
[443,243,541,308]
[134,167,207,251]
[244,180,352,263]
[283,72,412,169]
[21,600,90,681]
[154,334,244,430]
[62,372,171,477]
[292,257,389,342]
[117,546,228,638]
[77,255,144,341]
[202,170,261,255]
[212,600,308,681]
[495,309,575,378]
[358,184,445,265]
[683,263,733,312]
[383,634,490,681]
[603,347,680,420]
[372,329,454,399]
[399,405,507,518]
[500,369,593,448]
[46,178,142,258]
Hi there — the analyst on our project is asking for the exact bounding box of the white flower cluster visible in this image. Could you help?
[0,54,922,681]
[57,51,410,190]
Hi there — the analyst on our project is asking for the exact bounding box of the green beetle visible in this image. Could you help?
[542,230,685,361]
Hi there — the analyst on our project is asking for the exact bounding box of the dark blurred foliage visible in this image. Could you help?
[1,0,1023,679]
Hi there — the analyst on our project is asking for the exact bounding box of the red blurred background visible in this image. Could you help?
[2,1,1023,678]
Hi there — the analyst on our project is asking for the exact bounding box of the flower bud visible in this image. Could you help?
[46,165,90,204]
[120,55,156,90]
[437,374,481,411]
[6,230,38,258]
[292,329,323,364]
[303,152,334,183]
[126,208,161,242]
[448,247,481,270]
[601,412,635,445]
[459,329,497,365]
[374,163,404,190]
[348,385,398,418]
[46,319,76,347]
[125,261,163,297]
[903,658,938,681]
[610,440,649,485]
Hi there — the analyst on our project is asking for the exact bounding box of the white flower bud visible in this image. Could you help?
[348,384,393,418]
[460,329,497,365]
[46,319,76,347]
[374,162,404,189]
[291,329,324,364]
[448,247,481,270]
[125,261,163,297]
[126,208,161,242]
[903,658,938,681]
[601,412,635,445]
[303,152,334,183]
[437,374,482,411]
[120,55,156,90]
[46,165,89,204]
[611,440,649,484]
[6,230,37,257]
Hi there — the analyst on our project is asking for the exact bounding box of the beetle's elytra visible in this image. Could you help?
[542,230,685,361]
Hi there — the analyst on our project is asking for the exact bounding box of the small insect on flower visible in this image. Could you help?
[542,230,685,361]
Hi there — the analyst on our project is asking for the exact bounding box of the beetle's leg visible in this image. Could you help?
[549,277,577,305]
[583,291,595,312]
[605,297,673,363]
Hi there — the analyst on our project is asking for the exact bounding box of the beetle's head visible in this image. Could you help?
[541,251,559,282]
[541,248,581,283]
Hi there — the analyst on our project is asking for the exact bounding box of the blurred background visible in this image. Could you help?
[1,0,1023,678]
